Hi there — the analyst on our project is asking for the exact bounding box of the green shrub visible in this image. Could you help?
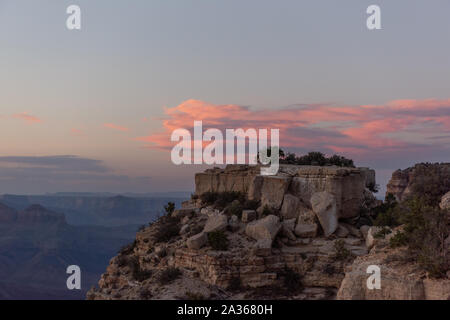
[116,254,129,267]
[154,215,180,243]
[389,232,408,248]
[132,262,152,282]
[207,231,229,251]
[164,202,175,216]
[118,240,136,255]
[273,149,355,167]
[242,199,260,210]
[407,163,450,207]
[200,192,219,205]
[374,227,392,239]
[261,205,277,217]
[213,191,245,210]
[279,268,303,292]
[394,197,449,278]
[158,267,181,285]
[224,201,243,219]
[190,193,199,200]
[332,239,354,261]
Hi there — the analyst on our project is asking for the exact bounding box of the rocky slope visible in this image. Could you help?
[87,165,376,300]
[88,164,449,300]
[337,229,450,300]
[386,162,450,202]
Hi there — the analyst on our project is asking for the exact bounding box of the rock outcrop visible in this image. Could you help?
[196,164,375,220]
[386,163,450,201]
[441,191,450,210]
[337,246,450,300]
[88,164,449,300]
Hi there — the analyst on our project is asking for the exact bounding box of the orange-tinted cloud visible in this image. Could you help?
[70,128,85,136]
[103,123,129,132]
[12,112,42,124]
[137,98,450,161]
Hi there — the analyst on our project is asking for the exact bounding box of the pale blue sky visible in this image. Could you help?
[0,0,449,193]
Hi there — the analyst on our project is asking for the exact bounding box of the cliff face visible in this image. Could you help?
[88,165,378,300]
[195,165,376,219]
[337,234,450,300]
[386,163,450,202]
[88,164,449,300]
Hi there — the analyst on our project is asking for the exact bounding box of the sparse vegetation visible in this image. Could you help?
[279,268,303,293]
[207,231,229,251]
[332,239,354,261]
[373,193,400,227]
[261,148,355,167]
[154,215,180,243]
[367,182,380,193]
[389,231,408,248]
[322,264,337,275]
[132,264,152,282]
[213,191,245,210]
[200,191,260,219]
[374,227,392,239]
[242,199,260,210]
[261,205,277,217]
[200,191,219,206]
[228,277,242,291]
[158,267,181,285]
[394,197,448,278]
[118,240,136,255]
[185,291,205,300]
[164,202,176,216]
[139,288,153,299]
[224,201,243,218]
[407,163,450,207]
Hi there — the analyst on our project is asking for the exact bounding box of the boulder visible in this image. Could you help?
[203,214,228,233]
[440,191,450,210]
[365,226,383,249]
[241,210,257,223]
[251,239,273,257]
[281,218,297,240]
[229,215,240,232]
[291,166,366,218]
[294,223,318,238]
[337,248,450,300]
[360,225,370,239]
[310,191,338,236]
[245,215,281,241]
[172,207,195,219]
[179,224,190,235]
[340,222,361,238]
[335,224,349,238]
[280,194,301,219]
[186,232,207,250]
[259,176,291,210]
[181,216,190,225]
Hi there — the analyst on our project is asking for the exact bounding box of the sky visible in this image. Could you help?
[0,0,449,194]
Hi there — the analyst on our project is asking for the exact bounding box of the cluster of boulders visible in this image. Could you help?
[185,165,379,254]
[87,164,449,300]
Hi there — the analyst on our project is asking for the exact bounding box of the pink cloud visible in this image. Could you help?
[70,128,85,136]
[137,98,450,161]
[12,112,42,124]
[103,123,129,132]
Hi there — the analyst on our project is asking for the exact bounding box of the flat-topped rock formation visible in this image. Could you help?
[87,164,448,300]
[195,165,376,219]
